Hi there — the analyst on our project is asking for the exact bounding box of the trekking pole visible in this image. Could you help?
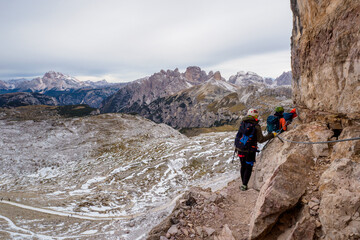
[277,135,284,143]
[262,128,283,150]
[262,138,273,150]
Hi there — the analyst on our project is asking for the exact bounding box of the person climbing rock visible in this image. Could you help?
[275,106,287,132]
[235,108,276,191]
[266,106,287,133]
[283,108,298,124]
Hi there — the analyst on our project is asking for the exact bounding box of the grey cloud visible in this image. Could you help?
[0,0,292,81]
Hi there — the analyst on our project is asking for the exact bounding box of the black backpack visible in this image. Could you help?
[235,121,257,152]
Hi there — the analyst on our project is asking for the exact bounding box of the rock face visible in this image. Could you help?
[101,68,292,129]
[318,158,360,239]
[249,152,314,239]
[118,78,292,129]
[291,0,360,119]
[331,126,360,160]
[184,66,209,83]
[100,67,211,114]
[0,92,57,107]
[247,1,360,239]
[129,78,241,129]
[248,123,359,239]
[248,123,333,239]
[48,87,120,108]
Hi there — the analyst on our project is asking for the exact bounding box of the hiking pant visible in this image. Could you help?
[238,151,256,186]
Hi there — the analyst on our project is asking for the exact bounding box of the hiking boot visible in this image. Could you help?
[240,185,248,191]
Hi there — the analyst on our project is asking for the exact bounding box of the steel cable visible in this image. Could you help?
[276,135,360,144]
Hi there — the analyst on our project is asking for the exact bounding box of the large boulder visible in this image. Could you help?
[318,158,360,239]
[248,122,335,239]
[249,153,314,239]
[251,123,333,190]
[331,126,360,160]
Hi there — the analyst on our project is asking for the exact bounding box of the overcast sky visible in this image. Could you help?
[0,0,293,82]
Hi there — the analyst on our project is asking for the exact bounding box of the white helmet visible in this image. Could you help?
[247,108,259,118]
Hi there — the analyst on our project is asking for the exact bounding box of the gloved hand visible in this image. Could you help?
[273,132,277,137]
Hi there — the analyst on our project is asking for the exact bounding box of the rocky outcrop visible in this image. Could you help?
[0,80,9,90]
[264,78,273,85]
[148,180,259,240]
[248,121,360,239]
[331,125,360,160]
[251,123,333,190]
[229,71,265,86]
[249,152,314,239]
[100,67,211,114]
[248,123,333,239]
[15,71,87,92]
[100,67,292,129]
[122,78,292,129]
[318,158,360,239]
[273,71,292,86]
[133,78,241,129]
[48,87,120,108]
[184,66,209,83]
[291,0,360,119]
[246,1,360,238]
[0,92,57,108]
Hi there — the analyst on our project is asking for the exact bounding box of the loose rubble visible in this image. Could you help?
[147,179,258,240]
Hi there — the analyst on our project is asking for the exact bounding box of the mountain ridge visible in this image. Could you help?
[100,68,292,130]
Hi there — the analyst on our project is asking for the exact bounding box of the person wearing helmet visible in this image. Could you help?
[275,106,287,132]
[234,108,276,191]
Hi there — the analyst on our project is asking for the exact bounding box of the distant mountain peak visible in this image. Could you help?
[229,71,265,86]
[274,71,292,86]
[42,71,80,83]
[184,66,208,83]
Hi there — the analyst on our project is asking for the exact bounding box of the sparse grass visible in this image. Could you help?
[180,124,238,137]
[57,104,96,118]
[95,143,127,156]
[224,92,238,99]
[0,105,59,121]
[0,104,97,121]
[207,101,219,113]
[196,93,206,101]
[229,103,246,113]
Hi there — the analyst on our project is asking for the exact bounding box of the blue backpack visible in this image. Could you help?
[266,115,280,133]
[235,121,257,152]
[283,112,294,122]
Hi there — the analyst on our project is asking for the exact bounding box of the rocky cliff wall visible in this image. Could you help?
[245,1,360,238]
[291,0,360,120]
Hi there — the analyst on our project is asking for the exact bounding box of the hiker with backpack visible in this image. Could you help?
[283,108,298,125]
[267,106,287,134]
[234,108,276,191]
